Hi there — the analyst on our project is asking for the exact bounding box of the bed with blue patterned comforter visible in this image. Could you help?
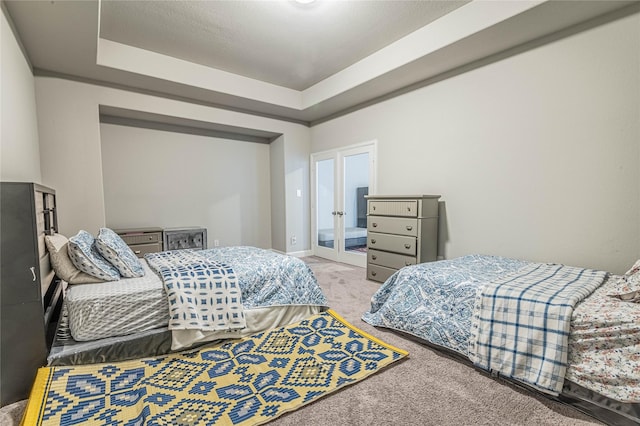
[64,246,328,352]
[198,246,328,309]
[362,254,640,411]
[363,255,528,355]
[161,246,329,349]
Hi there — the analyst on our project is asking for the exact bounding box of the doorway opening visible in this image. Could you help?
[311,142,376,267]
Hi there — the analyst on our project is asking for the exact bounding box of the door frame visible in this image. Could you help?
[310,140,377,266]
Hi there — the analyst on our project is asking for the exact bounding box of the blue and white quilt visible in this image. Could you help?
[198,246,328,309]
[146,246,328,350]
[363,255,528,355]
[146,247,328,326]
[145,250,246,332]
[362,255,607,395]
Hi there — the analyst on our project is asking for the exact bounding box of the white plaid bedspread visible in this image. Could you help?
[145,250,246,332]
[469,263,606,395]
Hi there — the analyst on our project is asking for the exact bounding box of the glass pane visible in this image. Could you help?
[316,158,335,249]
[343,152,369,253]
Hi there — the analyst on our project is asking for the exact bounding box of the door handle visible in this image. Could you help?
[336,211,344,216]
[30,267,37,282]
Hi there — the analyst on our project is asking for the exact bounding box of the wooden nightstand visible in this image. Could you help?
[114,227,164,258]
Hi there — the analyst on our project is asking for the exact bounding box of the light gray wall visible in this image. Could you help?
[270,135,286,252]
[100,123,272,249]
[311,11,640,274]
[283,128,313,254]
[1,7,41,183]
[34,77,311,251]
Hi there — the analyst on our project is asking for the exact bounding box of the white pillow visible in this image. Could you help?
[45,234,105,284]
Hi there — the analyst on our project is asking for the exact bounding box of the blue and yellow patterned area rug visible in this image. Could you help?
[22,310,408,425]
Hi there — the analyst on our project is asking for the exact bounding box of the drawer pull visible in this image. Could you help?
[406,225,413,231]
[371,271,377,276]
[30,266,37,282]
[372,222,378,227]
[134,250,141,254]
[405,262,412,266]
[373,206,376,210]
[371,255,377,260]
[371,239,376,244]
[404,244,411,249]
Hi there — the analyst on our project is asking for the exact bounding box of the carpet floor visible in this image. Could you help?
[1,256,602,425]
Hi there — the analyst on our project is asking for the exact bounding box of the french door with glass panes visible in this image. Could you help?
[311,142,376,267]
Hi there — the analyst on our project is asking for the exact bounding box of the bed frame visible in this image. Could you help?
[396,330,640,426]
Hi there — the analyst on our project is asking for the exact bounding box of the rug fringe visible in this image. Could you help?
[326,309,409,357]
[20,367,53,426]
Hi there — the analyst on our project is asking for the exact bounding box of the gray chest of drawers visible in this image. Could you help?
[366,195,440,283]
[115,227,164,257]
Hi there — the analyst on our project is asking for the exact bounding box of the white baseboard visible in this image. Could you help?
[270,248,313,258]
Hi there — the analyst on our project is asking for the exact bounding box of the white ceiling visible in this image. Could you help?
[4,0,638,125]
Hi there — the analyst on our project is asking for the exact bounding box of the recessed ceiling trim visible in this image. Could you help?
[7,0,637,124]
[302,0,544,108]
[97,38,303,110]
[99,105,282,144]
[94,1,545,113]
[33,68,311,126]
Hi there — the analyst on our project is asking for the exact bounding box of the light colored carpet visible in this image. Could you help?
[268,256,601,426]
[0,256,602,425]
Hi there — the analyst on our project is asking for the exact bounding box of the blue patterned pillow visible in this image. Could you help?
[95,228,145,278]
[68,230,120,281]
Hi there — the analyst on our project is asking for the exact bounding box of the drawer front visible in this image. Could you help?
[129,242,162,258]
[368,249,416,270]
[165,231,205,251]
[367,216,418,237]
[120,232,162,245]
[367,264,396,283]
[368,200,418,217]
[368,232,417,256]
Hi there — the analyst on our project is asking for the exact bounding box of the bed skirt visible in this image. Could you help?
[48,305,326,366]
